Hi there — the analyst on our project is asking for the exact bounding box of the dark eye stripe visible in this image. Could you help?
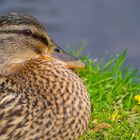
[0,30,49,46]
[32,33,48,46]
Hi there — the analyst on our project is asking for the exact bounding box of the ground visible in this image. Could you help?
[77,50,140,140]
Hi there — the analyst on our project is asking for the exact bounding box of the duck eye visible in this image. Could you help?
[22,29,32,36]
[54,48,62,53]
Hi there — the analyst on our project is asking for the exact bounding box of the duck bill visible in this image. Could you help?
[42,46,86,68]
[51,46,86,68]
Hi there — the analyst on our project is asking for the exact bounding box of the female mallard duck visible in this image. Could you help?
[0,13,90,140]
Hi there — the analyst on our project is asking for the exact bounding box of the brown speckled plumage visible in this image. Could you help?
[0,13,90,140]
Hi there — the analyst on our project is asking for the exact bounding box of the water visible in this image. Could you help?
[0,0,140,68]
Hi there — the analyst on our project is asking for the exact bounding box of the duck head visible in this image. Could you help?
[0,13,85,71]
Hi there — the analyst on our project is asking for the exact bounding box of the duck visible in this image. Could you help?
[0,13,90,140]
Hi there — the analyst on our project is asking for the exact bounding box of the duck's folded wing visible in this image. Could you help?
[0,92,27,139]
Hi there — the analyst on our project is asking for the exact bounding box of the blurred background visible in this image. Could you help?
[0,0,140,68]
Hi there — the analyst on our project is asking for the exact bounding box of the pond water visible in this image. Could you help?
[0,0,140,69]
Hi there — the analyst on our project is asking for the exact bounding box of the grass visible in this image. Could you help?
[76,50,140,140]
